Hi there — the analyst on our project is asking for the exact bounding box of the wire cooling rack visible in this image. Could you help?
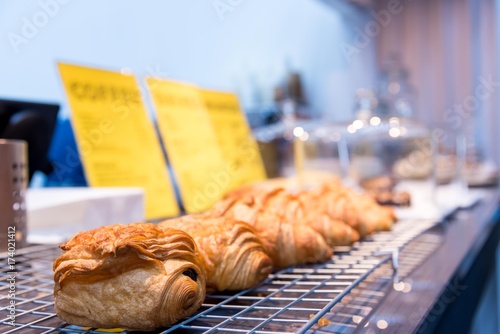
[0,218,441,334]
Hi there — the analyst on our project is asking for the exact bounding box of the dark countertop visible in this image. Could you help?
[360,188,500,334]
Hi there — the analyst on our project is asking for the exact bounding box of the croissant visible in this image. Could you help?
[159,216,272,291]
[303,214,360,246]
[218,187,359,247]
[259,214,333,268]
[227,178,396,237]
[304,185,375,237]
[264,188,360,246]
[312,183,396,234]
[53,223,206,331]
[209,196,332,268]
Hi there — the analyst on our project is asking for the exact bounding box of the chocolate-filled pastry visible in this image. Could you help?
[160,216,273,291]
[53,223,206,331]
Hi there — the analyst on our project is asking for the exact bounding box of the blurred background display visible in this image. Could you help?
[2,0,500,333]
[1,0,498,190]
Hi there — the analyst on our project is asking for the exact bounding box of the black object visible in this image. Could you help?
[0,98,59,182]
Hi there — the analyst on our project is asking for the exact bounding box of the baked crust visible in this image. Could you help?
[221,177,396,239]
[208,193,333,268]
[160,216,273,291]
[53,223,206,330]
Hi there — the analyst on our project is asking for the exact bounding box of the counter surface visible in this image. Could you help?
[360,187,500,334]
[1,188,498,334]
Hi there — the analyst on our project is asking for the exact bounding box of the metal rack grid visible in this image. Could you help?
[308,225,444,334]
[0,218,441,334]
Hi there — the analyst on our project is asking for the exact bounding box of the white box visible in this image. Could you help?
[26,187,144,244]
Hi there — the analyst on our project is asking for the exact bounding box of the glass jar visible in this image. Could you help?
[348,117,432,182]
[253,115,350,189]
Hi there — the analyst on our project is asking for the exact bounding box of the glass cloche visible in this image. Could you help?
[344,57,433,209]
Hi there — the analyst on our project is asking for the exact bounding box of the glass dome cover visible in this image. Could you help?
[347,69,432,185]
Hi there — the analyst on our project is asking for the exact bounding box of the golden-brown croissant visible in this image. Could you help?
[261,215,333,268]
[227,179,396,238]
[53,223,206,331]
[159,216,273,291]
[263,188,360,246]
[306,185,377,237]
[208,196,332,268]
[303,213,360,246]
[313,183,396,234]
[217,187,359,248]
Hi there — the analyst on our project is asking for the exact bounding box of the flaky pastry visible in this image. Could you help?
[160,216,273,291]
[53,223,206,331]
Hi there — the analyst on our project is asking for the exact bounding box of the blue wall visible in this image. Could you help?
[0,0,376,120]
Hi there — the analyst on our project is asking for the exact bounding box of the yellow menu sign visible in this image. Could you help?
[146,78,229,213]
[58,63,179,219]
[200,89,266,189]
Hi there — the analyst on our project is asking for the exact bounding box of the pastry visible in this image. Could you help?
[53,223,206,331]
[309,182,396,234]
[222,177,396,238]
[360,176,411,207]
[274,189,360,246]
[209,194,333,268]
[218,186,359,247]
[159,216,273,291]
